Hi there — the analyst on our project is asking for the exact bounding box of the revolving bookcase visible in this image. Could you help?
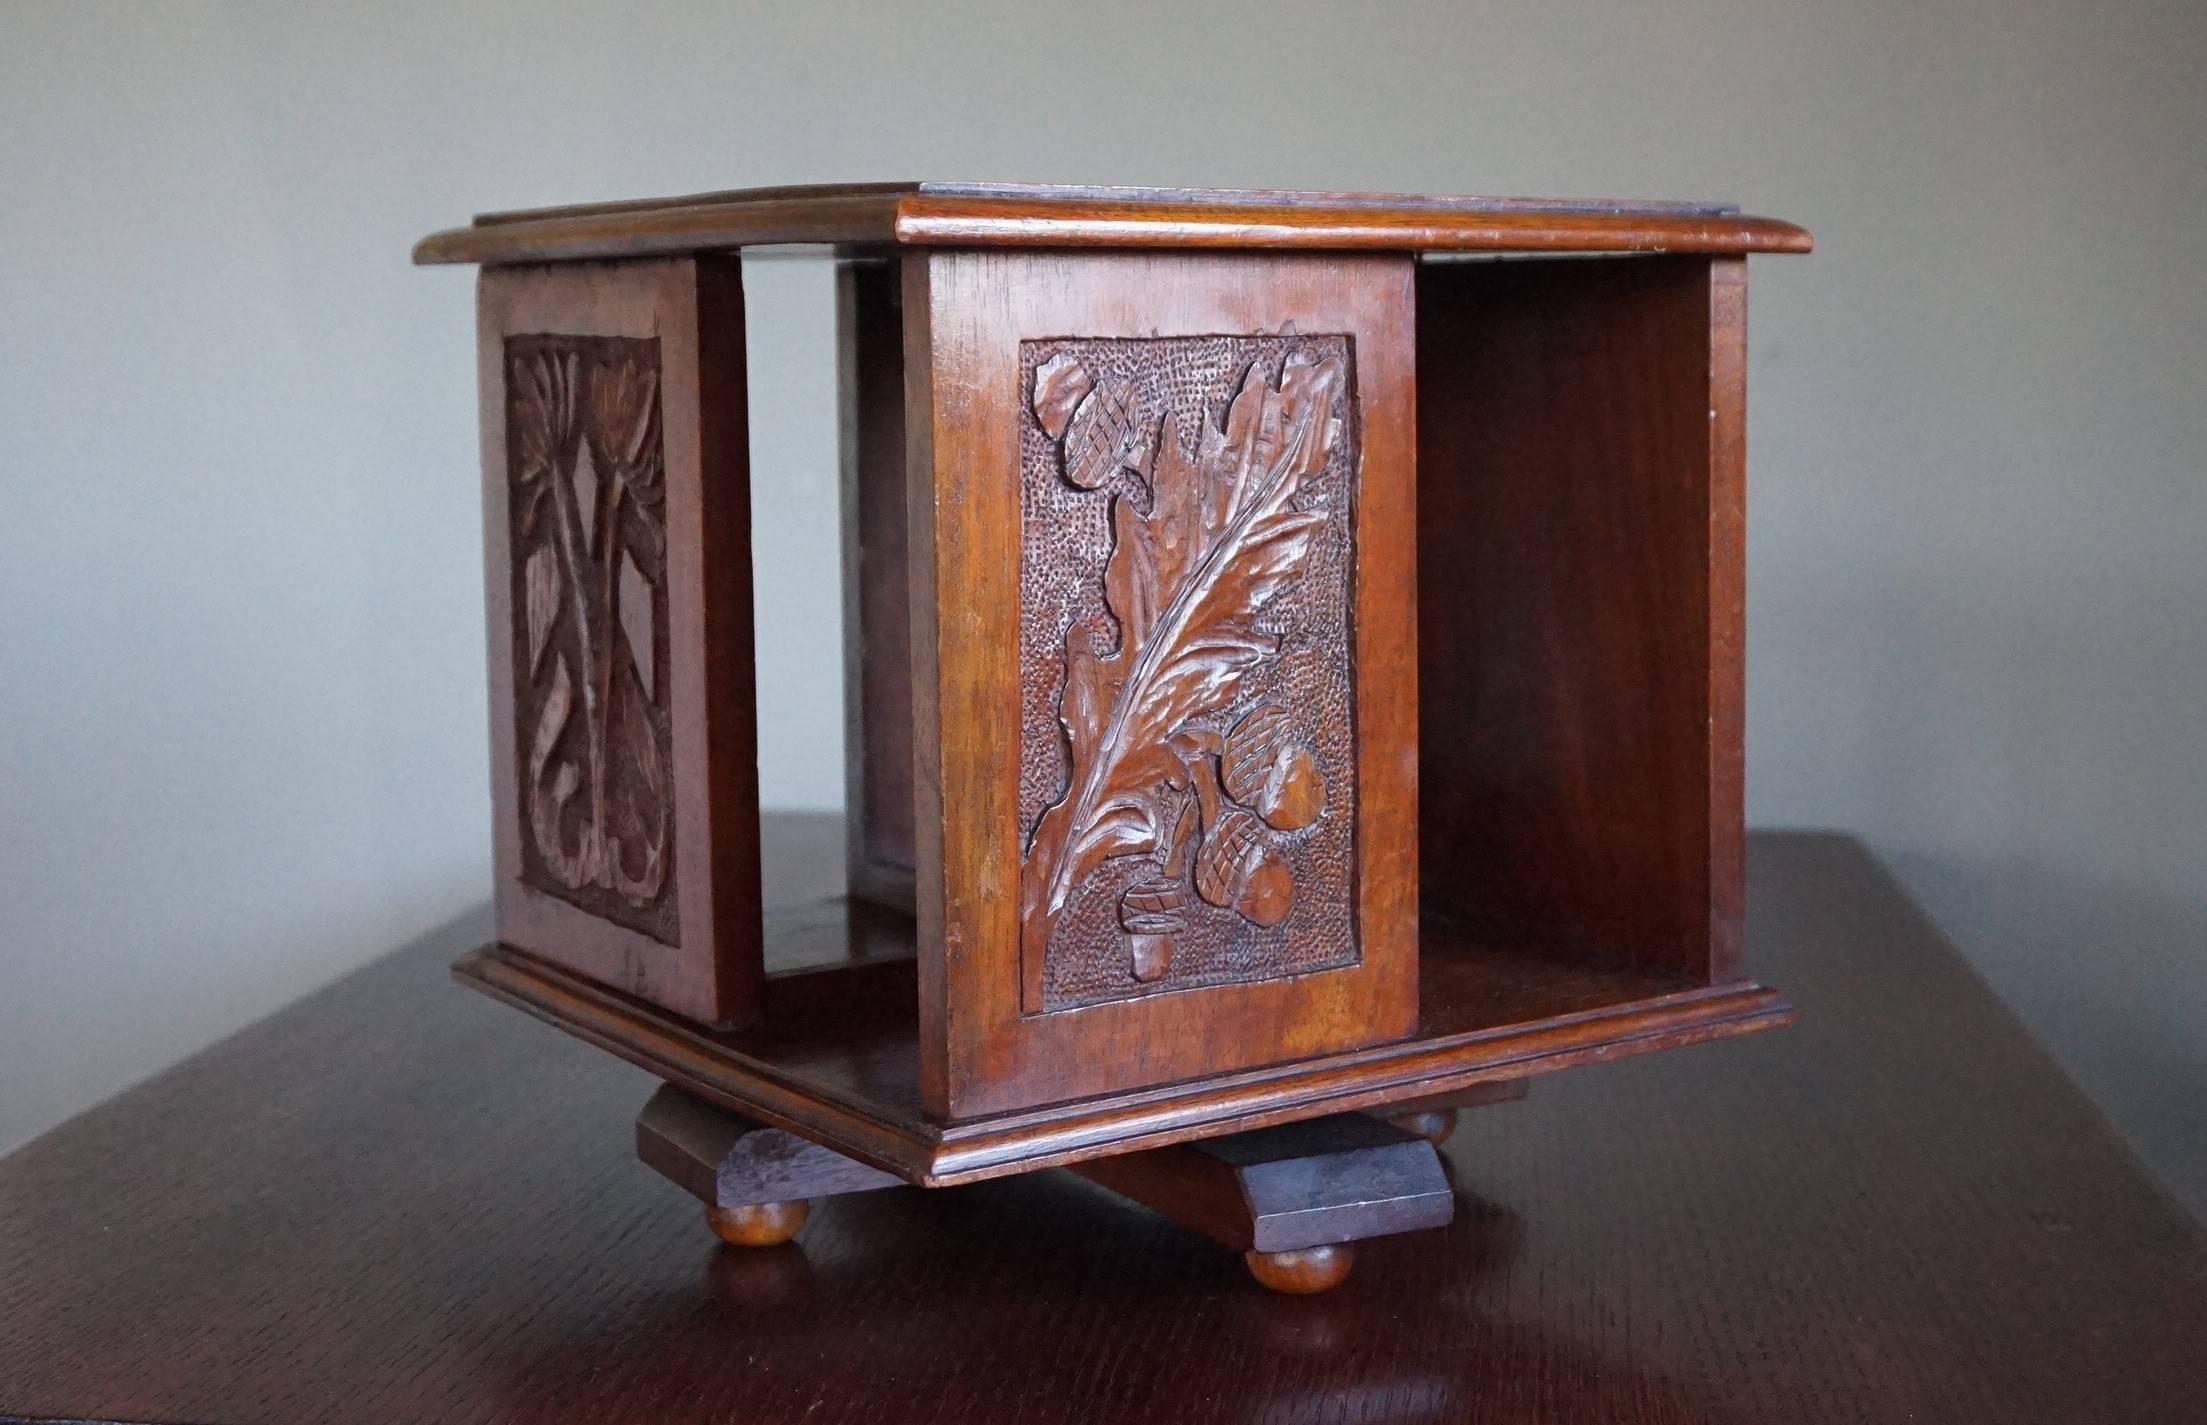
[416,183,1810,1292]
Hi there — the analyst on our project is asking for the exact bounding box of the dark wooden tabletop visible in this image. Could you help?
[4,833,2202,1425]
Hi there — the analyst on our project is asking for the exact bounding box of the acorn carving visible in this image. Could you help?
[1222,704,1326,832]
[1117,873,1187,982]
[1194,808,1295,929]
[1030,353,1093,440]
[1060,375,1148,489]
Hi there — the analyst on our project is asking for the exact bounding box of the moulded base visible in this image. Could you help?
[454,926,1789,1188]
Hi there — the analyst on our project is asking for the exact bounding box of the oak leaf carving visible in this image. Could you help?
[1021,349,1347,968]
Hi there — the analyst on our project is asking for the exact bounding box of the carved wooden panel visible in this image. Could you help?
[504,334,677,944]
[1018,334,1359,1010]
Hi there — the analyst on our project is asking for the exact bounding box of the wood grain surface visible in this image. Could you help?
[1069,1113,1454,1255]
[903,251,1419,1118]
[411,181,1812,266]
[4,832,2202,1425]
[1416,255,1745,984]
[476,260,762,1026]
[835,259,919,915]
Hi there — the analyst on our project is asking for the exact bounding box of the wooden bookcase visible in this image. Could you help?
[420,183,1809,1290]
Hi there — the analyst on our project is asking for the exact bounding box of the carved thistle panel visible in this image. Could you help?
[1019,334,1359,1011]
[504,335,677,944]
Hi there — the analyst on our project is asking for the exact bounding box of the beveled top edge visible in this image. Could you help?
[920,182,1742,215]
[414,182,1810,266]
[469,180,926,228]
[468,181,1741,228]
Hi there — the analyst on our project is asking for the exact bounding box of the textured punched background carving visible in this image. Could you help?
[504,334,678,945]
[1018,334,1360,1011]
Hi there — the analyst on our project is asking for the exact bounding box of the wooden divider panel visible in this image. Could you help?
[1415,255,1746,983]
[837,260,918,913]
[478,257,762,1025]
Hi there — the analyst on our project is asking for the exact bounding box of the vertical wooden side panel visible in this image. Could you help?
[692,257,766,1018]
[921,248,1032,1119]
[1705,257,1748,983]
[479,257,762,1026]
[1416,255,1728,982]
[836,260,918,913]
[912,249,1417,1118]
[902,251,952,1114]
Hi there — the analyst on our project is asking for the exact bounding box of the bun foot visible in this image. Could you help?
[1390,1108,1458,1145]
[706,1199,810,1247]
[1244,1242,1354,1294]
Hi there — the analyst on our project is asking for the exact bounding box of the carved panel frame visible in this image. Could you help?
[906,249,1418,1118]
[479,258,761,1027]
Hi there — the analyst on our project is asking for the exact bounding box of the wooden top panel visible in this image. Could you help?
[5,831,2201,1425]
[413,181,1812,265]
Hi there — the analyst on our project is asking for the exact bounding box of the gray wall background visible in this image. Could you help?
[3,1,2201,1219]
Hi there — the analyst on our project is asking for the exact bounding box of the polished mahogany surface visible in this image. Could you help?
[455,814,1786,1185]
[411,181,1812,266]
[4,833,2202,1425]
